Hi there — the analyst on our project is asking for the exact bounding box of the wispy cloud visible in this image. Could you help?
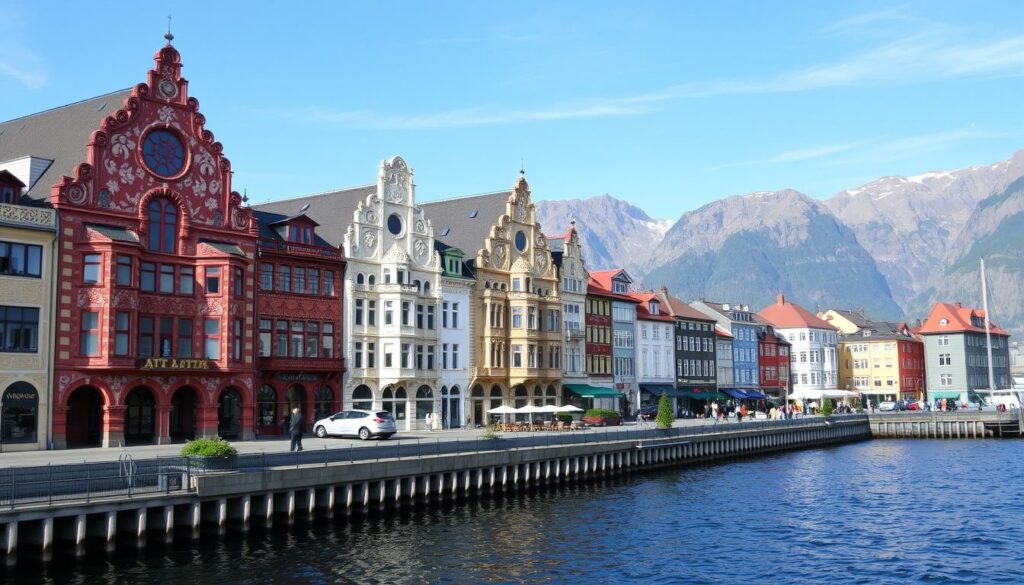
[260,10,1024,129]
[0,11,46,89]
[713,140,875,170]
[274,93,663,129]
[0,60,46,89]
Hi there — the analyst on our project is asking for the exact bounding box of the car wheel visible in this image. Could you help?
[358,427,371,441]
[315,425,327,438]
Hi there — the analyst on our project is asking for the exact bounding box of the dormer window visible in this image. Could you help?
[288,225,312,244]
[939,318,949,326]
[0,185,15,204]
[649,301,660,316]
[613,281,627,294]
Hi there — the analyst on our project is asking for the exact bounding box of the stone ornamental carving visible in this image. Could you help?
[365,209,377,223]
[535,233,546,247]
[415,220,425,234]
[383,158,409,203]
[492,244,506,266]
[0,203,55,228]
[514,203,527,221]
[414,239,429,261]
[362,230,377,250]
[535,252,548,273]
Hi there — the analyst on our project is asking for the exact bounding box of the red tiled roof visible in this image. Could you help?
[653,289,718,322]
[715,325,733,339]
[587,276,638,303]
[918,301,1010,336]
[757,293,837,331]
[629,292,675,322]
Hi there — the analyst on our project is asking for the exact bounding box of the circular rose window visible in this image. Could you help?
[142,129,186,178]
[387,213,403,236]
[514,230,527,252]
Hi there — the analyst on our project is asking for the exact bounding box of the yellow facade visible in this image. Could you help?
[0,203,57,451]
[468,175,561,422]
[819,309,862,334]
[838,339,903,400]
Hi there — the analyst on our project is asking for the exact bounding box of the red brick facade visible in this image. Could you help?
[757,324,791,396]
[50,43,258,448]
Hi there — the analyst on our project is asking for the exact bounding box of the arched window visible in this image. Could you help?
[314,385,334,421]
[423,282,431,294]
[147,198,178,253]
[356,273,365,285]
[367,274,376,285]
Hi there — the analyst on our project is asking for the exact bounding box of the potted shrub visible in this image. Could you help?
[180,437,238,472]
[581,408,622,427]
[656,393,674,429]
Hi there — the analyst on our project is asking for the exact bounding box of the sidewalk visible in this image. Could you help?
[0,416,765,468]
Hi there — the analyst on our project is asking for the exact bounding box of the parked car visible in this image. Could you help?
[878,401,899,412]
[313,410,397,440]
[905,400,921,411]
[639,405,659,420]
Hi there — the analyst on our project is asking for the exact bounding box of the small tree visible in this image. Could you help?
[656,393,674,429]
[821,399,834,417]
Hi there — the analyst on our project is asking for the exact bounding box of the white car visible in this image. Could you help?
[878,401,899,412]
[313,409,398,440]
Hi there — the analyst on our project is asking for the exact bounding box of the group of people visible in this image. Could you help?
[701,401,795,422]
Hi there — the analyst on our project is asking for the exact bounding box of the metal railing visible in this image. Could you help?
[0,414,866,509]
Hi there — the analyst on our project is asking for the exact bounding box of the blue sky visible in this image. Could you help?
[2,1,1023,219]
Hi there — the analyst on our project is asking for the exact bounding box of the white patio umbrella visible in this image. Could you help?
[538,404,562,413]
[556,405,584,412]
[487,404,520,425]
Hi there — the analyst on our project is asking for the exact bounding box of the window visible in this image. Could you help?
[613,281,627,294]
[205,266,221,294]
[323,270,335,296]
[114,312,130,356]
[138,316,155,357]
[0,306,40,353]
[294,267,305,294]
[354,341,364,368]
[278,266,291,292]
[305,322,319,358]
[355,299,364,326]
[290,321,304,357]
[416,344,424,369]
[512,308,523,328]
[385,301,394,326]
[364,340,373,366]
[416,304,425,329]
[204,318,221,359]
[258,319,271,357]
[141,262,156,292]
[452,302,460,328]
[234,267,244,298]
[159,317,173,357]
[232,319,243,360]
[160,265,175,293]
[401,343,410,368]
[83,254,102,284]
[512,345,523,368]
[452,344,460,369]
[147,198,178,253]
[442,302,449,328]
[939,353,951,366]
[0,242,42,278]
[260,264,273,290]
[179,266,194,295]
[115,255,132,286]
[940,373,953,386]
[275,321,288,356]
[427,306,435,330]
[80,311,100,356]
[368,301,376,326]
[177,320,192,358]
[308,269,319,296]
[937,335,950,347]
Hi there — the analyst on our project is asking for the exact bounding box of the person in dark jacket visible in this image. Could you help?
[289,407,305,452]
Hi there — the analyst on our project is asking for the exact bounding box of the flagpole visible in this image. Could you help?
[981,259,996,396]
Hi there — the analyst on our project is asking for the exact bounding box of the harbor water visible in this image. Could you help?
[10,439,1022,584]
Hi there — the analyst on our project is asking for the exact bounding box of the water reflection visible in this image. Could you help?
[11,441,1024,584]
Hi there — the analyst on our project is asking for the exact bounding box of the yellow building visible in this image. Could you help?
[821,309,926,403]
[0,180,57,451]
[467,174,562,424]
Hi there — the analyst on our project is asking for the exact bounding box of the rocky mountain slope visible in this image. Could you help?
[537,150,1024,333]
[535,194,670,275]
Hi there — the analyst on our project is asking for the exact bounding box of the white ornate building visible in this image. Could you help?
[343,157,442,430]
[437,244,472,428]
[549,222,588,388]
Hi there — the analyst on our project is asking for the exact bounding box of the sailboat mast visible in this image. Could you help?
[981,258,996,392]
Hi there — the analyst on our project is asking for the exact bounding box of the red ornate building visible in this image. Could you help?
[253,210,345,436]
[755,317,792,399]
[50,41,258,448]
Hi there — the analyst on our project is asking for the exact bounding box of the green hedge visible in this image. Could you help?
[584,408,619,418]
[179,437,238,458]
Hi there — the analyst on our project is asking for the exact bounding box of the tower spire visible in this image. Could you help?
[164,15,174,44]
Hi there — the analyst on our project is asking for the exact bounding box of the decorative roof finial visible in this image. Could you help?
[520,158,525,177]
[242,188,249,206]
[164,15,174,44]
[570,216,576,227]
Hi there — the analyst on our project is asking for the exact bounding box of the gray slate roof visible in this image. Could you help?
[0,89,132,203]
[253,188,509,258]
[251,209,334,249]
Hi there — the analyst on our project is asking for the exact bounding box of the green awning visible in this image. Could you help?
[564,384,624,398]
[640,384,687,398]
[680,390,722,400]
[928,391,962,399]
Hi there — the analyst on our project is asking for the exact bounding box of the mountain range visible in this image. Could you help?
[534,150,1024,335]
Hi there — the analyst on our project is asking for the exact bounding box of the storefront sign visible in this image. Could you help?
[138,358,210,370]
[2,387,38,404]
[276,373,320,382]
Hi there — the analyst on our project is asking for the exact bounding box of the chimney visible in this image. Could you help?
[954,301,962,308]
[776,291,785,305]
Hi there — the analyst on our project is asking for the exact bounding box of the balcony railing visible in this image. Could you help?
[0,203,56,230]
[258,355,345,372]
[259,239,343,260]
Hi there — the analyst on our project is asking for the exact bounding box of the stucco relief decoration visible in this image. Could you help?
[535,232,546,248]
[514,203,528,222]
[231,208,248,230]
[111,289,139,309]
[365,209,377,224]
[362,230,377,251]
[414,239,429,262]
[76,289,106,308]
[535,252,548,274]
[415,219,425,234]
[199,299,224,316]
[383,159,409,203]
[492,244,506,267]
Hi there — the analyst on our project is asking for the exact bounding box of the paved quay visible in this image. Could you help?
[0,417,799,468]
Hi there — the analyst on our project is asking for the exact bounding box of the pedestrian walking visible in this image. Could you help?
[425,411,434,432]
[289,407,305,452]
